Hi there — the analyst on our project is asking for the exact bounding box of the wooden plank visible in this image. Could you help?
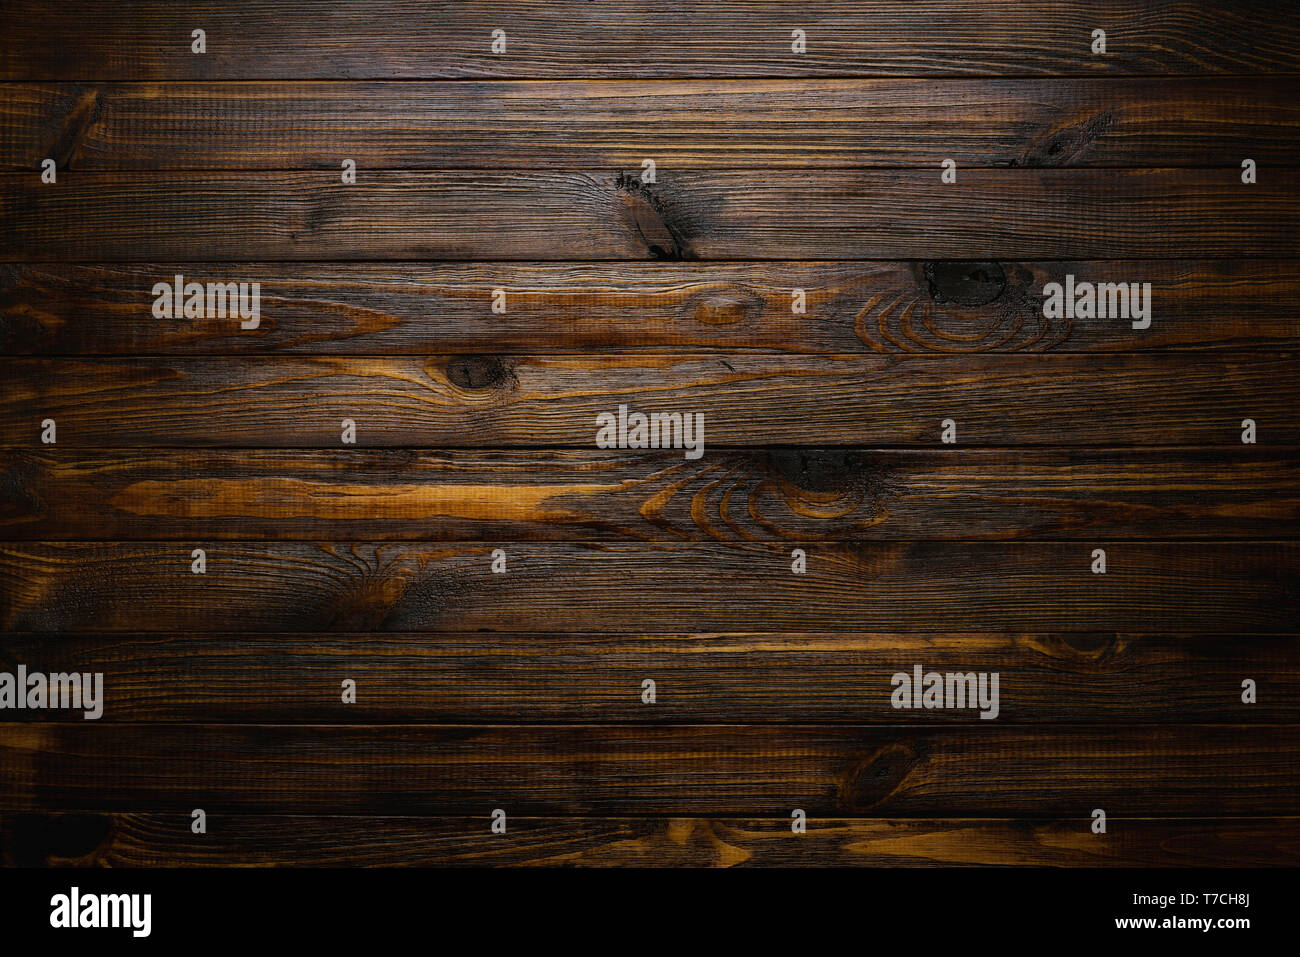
[7,79,1299,171]
[3,170,1295,261]
[2,354,1292,447]
[5,2,1299,80]
[6,260,1299,356]
[5,813,1297,867]
[0,632,1292,722]
[4,448,1297,542]
[2,724,1296,814]
[0,542,1292,634]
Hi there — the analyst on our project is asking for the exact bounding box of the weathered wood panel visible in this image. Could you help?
[3,170,1295,261]
[5,2,1298,79]
[5,813,1297,867]
[2,0,1295,873]
[2,724,1296,814]
[0,632,1291,722]
[8,79,1299,171]
[2,354,1291,447]
[3,448,1296,541]
[6,261,1298,356]
[1,542,1293,634]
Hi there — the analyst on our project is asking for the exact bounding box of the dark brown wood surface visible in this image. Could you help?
[1,542,1294,634]
[6,2,1299,79]
[3,354,1294,447]
[1,0,1296,872]
[0,632,1291,722]
[7,79,1299,171]
[7,813,1297,867]
[3,448,1296,541]
[5,261,1299,355]
[4,170,1296,261]
[2,724,1296,815]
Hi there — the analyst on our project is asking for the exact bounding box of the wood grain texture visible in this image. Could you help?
[6,2,1299,79]
[2,354,1292,447]
[5,813,1297,867]
[0,632,1292,722]
[6,261,1299,356]
[4,448,1296,542]
[7,79,1299,171]
[2,0,1296,871]
[3,170,1295,261]
[1,542,1293,634]
[2,724,1297,815]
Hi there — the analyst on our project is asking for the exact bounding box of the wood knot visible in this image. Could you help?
[766,449,864,493]
[3,813,112,866]
[839,741,921,813]
[753,450,894,529]
[445,355,512,391]
[1029,632,1120,664]
[924,261,1006,306]
[380,569,476,630]
[614,173,692,260]
[857,262,1063,353]
[1014,112,1115,167]
[321,571,413,630]
[0,451,43,521]
[49,86,103,169]
[693,292,756,326]
[684,284,762,326]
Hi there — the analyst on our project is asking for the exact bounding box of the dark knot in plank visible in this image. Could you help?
[691,289,761,326]
[48,86,103,170]
[380,567,478,631]
[761,449,896,529]
[3,813,112,866]
[302,547,471,631]
[856,261,1064,353]
[0,265,54,352]
[444,355,513,391]
[1014,112,1115,167]
[839,741,922,813]
[614,172,693,260]
[924,261,1007,306]
[0,451,45,523]
[765,449,869,494]
[1029,632,1122,665]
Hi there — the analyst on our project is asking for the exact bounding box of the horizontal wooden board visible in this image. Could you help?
[6,261,1299,355]
[2,354,1292,447]
[8,79,1299,171]
[4,448,1296,542]
[5,813,1297,867]
[6,2,1299,79]
[2,724,1296,814]
[0,632,1292,722]
[0,542,1293,634]
[3,170,1295,261]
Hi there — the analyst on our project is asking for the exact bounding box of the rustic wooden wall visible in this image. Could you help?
[0,1,1297,867]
